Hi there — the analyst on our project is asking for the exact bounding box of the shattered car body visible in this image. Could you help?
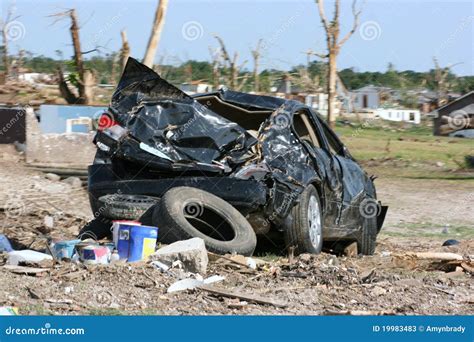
[88,58,387,253]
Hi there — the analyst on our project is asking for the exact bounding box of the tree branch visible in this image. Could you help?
[338,0,362,47]
[316,0,330,33]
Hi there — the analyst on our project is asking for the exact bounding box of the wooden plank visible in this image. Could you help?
[199,285,287,308]
[3,265,50,275]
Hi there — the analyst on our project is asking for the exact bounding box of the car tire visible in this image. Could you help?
[153,187,257,256]
[358,216,377,255]
[285,184,323,254]
[98,194,159,220]
[78,216,112,240]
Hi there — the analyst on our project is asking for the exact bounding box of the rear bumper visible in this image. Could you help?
[88,164,268,215]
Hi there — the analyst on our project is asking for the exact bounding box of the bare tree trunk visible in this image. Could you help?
[1,7,14,78]
[57,66,78,104]
[316,0,361,128]
[49,9,94,104]
[209,47,221,90]
[120,30,130,71]
[1,32,8,77]
[327,52,337,128]
[143,0,169,68]
[214,35,248,90]
[69,9,90,104]
[252,39,262,93]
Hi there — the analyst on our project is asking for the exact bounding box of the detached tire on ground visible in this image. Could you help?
[98,194,159,220]
[153,187,257,256]
[284,184,323,254]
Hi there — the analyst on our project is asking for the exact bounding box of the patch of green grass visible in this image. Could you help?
[380,223,473,239]
[334,123,474,179]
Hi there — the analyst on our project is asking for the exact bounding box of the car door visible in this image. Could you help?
[316,119,367,228]
[291,109,343,229]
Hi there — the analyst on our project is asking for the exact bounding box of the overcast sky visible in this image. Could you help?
[2,0,473,75]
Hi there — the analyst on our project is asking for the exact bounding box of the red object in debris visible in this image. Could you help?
[97,113,117,131]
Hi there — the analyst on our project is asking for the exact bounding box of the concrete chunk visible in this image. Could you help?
[62,176,82,188]
[151,238,208,275]
[45,173,60,181]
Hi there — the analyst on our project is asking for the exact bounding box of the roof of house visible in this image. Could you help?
[352,85,393,93]
[435,91,474,112]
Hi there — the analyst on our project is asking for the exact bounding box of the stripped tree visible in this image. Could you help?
[432,57,461,107]
[209,46,221,90]
[214,35,248,90]
[120,30,130,71]
[143,0,169,68]
[49,9,94,104]
[251,39,263,93]
[316,0,361,128]
[0,5,19,78]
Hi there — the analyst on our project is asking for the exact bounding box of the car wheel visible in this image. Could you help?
[358,215,377,255]
[285,184,323,254]
[153,187,257,256]
[78,216,112,240]
[98,194,159,220]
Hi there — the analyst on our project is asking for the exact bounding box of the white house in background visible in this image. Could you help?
[179,81,213,95]
[18,72,53,84]
[375,108,421,124]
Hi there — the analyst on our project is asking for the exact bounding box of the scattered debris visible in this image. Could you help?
[62,176,82,188]
[442,239,460,247]
[151,238,209,275]
[199,285,287,308]
[407,252,464,261]
[343,242,358,257]
[44,173,61,181]
[0,307,19,315]
[167,275,225,293]
[7,250,53,266]
[4,265,50,276]
[0,234,13,252]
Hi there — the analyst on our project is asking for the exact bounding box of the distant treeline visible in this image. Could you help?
[3,53,474,94]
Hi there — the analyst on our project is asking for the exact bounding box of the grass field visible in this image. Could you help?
[334,121,474,179]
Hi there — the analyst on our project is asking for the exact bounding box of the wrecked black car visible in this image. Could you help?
[81,57,387,256]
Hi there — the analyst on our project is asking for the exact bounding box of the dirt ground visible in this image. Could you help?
[0,145,472,315]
